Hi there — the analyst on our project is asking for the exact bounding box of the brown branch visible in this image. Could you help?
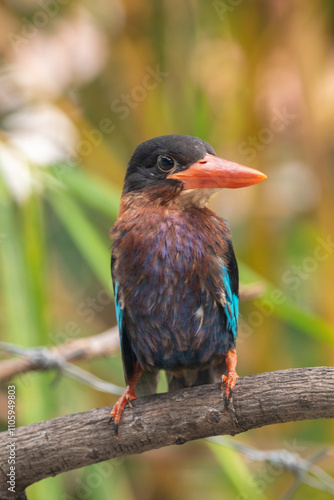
[0,327,119,382]
[0,367,333,499]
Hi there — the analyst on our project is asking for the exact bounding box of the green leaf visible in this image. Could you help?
[208,439,267,499]
[48,192,112,290]
[239,262,334,345]
[49,164,121,220]
[0,198,36,343]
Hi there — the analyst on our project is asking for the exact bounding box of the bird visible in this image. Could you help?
[109,134,266,437]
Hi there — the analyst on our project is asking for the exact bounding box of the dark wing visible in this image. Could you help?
[220,239,239,347]
[206,238,239,384]
[111,255,158,395]
[168,238,239,391]
[111,255,136,384]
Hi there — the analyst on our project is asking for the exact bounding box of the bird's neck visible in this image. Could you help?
[171,188,219,208]
[113,191,231,246]
[118,187,219,217]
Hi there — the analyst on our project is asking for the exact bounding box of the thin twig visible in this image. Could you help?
[0,327,119,382]
[208,437,334,497]
[0,334,123,395]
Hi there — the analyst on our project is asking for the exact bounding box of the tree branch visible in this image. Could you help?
[0,367,333,499]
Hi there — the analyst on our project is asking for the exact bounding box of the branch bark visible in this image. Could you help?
[0,367,333,499]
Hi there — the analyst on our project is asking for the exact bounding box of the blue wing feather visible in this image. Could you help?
[114,279,135,383]
[114,280,124,339]
[222,266,239,342]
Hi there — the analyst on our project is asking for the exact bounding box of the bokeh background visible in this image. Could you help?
[0,0,334,499]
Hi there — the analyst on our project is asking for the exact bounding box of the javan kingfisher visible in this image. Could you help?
[109,134,266,437]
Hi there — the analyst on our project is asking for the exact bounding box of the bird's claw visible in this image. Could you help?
[221,369,239,411]
[108,390,137,438]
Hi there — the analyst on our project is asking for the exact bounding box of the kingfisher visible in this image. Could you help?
[109,134,266,437]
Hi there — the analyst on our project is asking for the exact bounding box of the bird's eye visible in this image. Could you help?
[157,155,175,172]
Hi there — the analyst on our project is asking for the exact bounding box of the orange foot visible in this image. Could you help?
[220,348,239,410]
[108,388,137,438]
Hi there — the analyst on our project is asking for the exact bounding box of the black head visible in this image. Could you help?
[123,134,216,197]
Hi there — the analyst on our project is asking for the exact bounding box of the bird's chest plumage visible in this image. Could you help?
[112,196,233,371]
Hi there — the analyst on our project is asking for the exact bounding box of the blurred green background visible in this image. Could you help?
[0,1,334,499]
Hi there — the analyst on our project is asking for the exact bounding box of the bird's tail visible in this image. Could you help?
[167,361,227,392]
[136,369,159,397]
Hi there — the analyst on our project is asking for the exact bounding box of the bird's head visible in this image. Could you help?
[123,135,266,207]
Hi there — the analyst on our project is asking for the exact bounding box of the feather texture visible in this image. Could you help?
[111,191,239,385]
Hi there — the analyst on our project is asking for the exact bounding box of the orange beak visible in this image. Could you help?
[168,153,267,190]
